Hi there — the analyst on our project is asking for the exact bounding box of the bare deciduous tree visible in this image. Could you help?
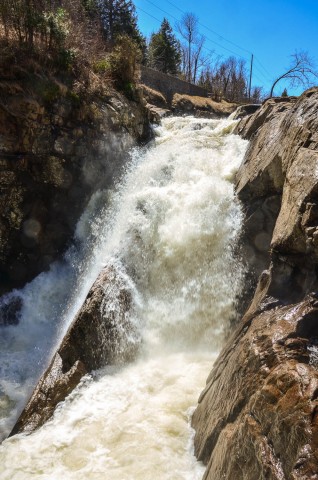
[199,56,247,101]
[192,35,208,83]
[250,86,263,103]
[270,51,318,97]
[177,12,206,83]
[177,12,197,82]
[198,55,263,103]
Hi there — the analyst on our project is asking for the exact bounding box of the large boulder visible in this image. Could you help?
[10,263,140,435]
[0,294,22,326]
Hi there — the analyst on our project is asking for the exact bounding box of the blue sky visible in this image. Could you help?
[134,0,318,96]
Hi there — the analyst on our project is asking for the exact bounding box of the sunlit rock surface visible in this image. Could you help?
[193,295,318,480]
[237,88,318,302]
[193,88,318,479]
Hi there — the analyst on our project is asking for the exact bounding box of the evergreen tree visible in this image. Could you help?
[0,0,69,50]
[97,0,145,50]
[148,18,181,75]
[281,87,288,97]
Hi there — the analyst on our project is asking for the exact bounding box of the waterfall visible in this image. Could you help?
[0,116,247,479]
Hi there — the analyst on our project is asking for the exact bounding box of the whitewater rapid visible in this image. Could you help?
[0,116,247,479]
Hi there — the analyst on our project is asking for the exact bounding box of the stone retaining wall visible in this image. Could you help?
[140,66,208,103]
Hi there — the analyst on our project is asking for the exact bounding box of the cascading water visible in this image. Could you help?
[0,116,247,479]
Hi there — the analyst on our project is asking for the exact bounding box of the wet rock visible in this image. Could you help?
[10,263,140,435]
[141,84,168,110]
[0,295,22,326]
[192,296,318,480]
[231,103,261,119]
[0,69,151,295]
[146,104,171,124]
[193,88,318,478]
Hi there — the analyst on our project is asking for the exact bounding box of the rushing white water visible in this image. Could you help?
[0,116,247,479]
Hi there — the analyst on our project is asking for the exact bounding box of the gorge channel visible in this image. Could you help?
[0,116,247,479]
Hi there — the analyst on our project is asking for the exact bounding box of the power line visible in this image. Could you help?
[136,5,163,24]
[253,64,272,83]
[143,0,250,61]
[254,58,273,81]
[144,0,179,22]
[164,0,253,56]
[137,1,272,87]
[253,72,269,85]
[137,3,244,66]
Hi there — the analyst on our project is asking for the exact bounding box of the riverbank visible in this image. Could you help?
[192,89,318,480]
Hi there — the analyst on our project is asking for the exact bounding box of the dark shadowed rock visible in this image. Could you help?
[0,66,151,295]
[10,263,140,435]
[231,103,261,120]
[0,294,22,326]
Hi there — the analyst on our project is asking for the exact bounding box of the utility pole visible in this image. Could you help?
[248,54,254,100]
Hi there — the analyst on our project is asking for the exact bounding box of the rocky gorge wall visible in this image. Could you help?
[0,64,151,297]
[3,60,318,478]
[192,89,318,479]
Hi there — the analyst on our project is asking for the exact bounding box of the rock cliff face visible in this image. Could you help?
[0,65,151,294]
[192,88,318,479]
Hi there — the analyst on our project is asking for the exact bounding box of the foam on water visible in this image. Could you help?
[0,116,248,478]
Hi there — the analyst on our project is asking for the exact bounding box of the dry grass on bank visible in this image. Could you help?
[172,93,237,115]
[140,85,168,109]
[0,38,113,105]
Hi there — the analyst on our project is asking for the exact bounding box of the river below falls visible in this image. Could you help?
[0,116,248,479]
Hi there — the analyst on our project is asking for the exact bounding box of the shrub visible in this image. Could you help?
[67,90,81,107]
[55,48,76,71]
[39,81,61,106]
[93,59,111,74]
[42,8,69,50]
[108,34,141,95]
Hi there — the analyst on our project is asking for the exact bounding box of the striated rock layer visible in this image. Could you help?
[192,88,318,479]
[193,295,318,479]
[0,65,151,294]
